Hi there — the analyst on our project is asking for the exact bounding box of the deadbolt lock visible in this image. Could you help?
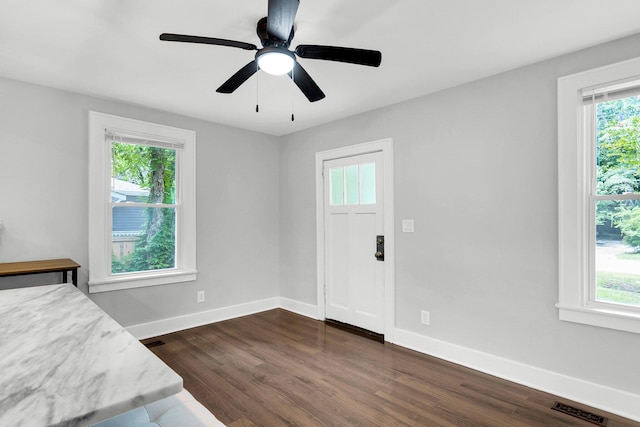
[375,235,384,261]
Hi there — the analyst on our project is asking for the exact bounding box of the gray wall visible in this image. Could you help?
[279,33,640,396]
[0,78,280,326]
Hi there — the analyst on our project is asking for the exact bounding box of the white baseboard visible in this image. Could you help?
[127,297,280,340]
[278,297,319,319]
[126,299,639,422]
[127,297,318,340]
[393,328,640,422]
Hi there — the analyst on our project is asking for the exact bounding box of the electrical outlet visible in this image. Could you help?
[421,310,430,325]
[197,291,205,303]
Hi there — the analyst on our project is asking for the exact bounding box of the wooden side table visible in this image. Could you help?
[0,258,80,287]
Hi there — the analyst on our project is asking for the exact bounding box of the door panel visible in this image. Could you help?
[352,212,378,316]
[324,152,384,333]
[328,213,349,309]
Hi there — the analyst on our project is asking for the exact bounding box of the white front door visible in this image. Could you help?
[323,151,384,333]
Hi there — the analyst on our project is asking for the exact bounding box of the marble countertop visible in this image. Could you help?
[0,283,182,426]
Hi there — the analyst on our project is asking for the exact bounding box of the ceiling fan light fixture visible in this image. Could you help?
[256,47,295,75]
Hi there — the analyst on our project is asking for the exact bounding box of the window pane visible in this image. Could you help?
[595,95,640,196]
[345,165,359,205]
[112,207,176,274]
[595,200,640,307]
[360,162,376,204]
[111,142,177,204]
[330,168,344,206]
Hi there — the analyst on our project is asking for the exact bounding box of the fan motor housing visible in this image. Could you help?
[257,16,294,47]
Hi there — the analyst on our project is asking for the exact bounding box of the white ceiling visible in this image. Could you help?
[2,1,640,136]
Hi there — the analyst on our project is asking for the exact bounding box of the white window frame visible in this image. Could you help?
[88,112,197,293]
[558,57,640,334]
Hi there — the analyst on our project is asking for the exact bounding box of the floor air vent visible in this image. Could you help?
[551,402,608,426]
[144,340,166,348]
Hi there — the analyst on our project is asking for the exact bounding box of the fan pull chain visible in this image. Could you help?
[255,63,260,113]
[291,65,295,122]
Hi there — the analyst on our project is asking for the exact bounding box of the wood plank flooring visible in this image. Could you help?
[142,309,638,426]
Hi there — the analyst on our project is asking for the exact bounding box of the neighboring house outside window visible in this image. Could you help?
[558,57,640,334]
[88,112,197,293]
[111,178,149,261]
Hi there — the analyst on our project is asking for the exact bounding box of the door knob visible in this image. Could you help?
[375,251,384,259]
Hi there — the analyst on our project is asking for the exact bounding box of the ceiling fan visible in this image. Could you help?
[159,0,382,102]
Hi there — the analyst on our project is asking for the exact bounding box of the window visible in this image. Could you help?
[89,112,196,293]
[329,162,376,206]
[558,57,640,333]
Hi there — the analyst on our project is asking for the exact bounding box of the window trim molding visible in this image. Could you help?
[88,111,197,293]
[558,56,640,334]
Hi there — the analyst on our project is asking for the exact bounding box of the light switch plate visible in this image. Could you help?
[402,219,414,233]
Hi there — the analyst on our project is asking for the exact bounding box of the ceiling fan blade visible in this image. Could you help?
[288,62,325,102]
[216,61,258,94]
[267,0,299,41]
[160,33,257,51]
[295,45,382,67]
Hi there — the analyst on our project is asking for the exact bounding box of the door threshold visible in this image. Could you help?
[325,319,384,343]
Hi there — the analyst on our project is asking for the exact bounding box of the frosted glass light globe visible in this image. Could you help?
[257,49,295,75]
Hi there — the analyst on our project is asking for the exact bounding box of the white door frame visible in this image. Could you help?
[315,138,395,342]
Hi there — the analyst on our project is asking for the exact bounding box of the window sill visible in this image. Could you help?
[88,269,198,294]
[556,303,640,334]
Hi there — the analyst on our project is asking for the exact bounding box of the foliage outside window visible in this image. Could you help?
[111,141,177,274]
[558,57,640,334]
[89,112,196,293]
[591,94,640,307]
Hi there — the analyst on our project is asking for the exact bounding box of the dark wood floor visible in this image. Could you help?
[143,309,638,426]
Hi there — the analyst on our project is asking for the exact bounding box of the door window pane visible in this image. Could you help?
[345,165,359,205]
[330,168,344,206]
[360,163,376,204]
[329,161,377,206]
